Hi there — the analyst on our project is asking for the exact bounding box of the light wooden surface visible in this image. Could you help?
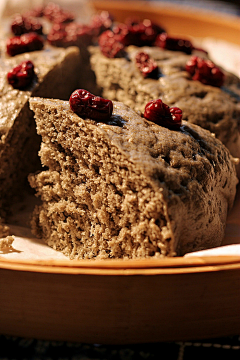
[0,0,240,344]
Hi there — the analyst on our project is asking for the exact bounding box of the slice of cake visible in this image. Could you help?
[28,96,238,259]
[90,45,240,161]
[0,45,80,215]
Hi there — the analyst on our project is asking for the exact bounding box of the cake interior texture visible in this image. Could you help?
[0,46,80,215]
[29,97,238,259]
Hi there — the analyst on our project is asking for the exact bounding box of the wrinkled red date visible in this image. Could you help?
[135,52,158,78]
[69,89,113,122]
[11,15,43,35]
[98,18,165,58]
[6,32,44,56]
[126,18,165,47]
[186,56,224,87]
[155,33,193,54]
[7,60,35,89]
[98,30,126,58]
[144,99,182,129]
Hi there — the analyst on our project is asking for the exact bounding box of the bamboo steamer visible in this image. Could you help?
[0,0,240,344]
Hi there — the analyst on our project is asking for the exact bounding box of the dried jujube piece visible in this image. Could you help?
[7,60,35,89]
[186,56,224,87]
[144,99,182,129]
[155,33,193,54]
[69,89,113,122]
[98,30,126,58]
[6,32,44,56]
[98,18,165,58]
[11,14,43,35]
[135,52,159,78]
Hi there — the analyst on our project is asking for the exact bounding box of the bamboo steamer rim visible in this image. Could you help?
[1,256,240,275]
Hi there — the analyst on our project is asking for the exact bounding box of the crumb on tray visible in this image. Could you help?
[0,235,15,250]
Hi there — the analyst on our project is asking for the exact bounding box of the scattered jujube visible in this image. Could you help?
[186,55,224,87]
[6,32,44,56]
[7,60,35,89]
[11,14,43,35]
[135,52,159,78]
[144,99,182,129]
[69,89,113,122]
[155,33,193,54]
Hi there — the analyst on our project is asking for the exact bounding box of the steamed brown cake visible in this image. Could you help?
[28,97,238,259]
[90,45,240,160]
[0,45,80,215]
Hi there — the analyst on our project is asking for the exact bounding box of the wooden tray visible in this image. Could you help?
[0,1,240,345]
[0,253,240,344]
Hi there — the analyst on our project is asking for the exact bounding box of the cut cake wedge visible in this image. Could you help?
[29,97,238,259]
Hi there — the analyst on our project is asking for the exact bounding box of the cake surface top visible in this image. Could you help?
[0,45,79,137]
[30,96,238,198]
[90,44,240,161]
[90,44,240,113]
